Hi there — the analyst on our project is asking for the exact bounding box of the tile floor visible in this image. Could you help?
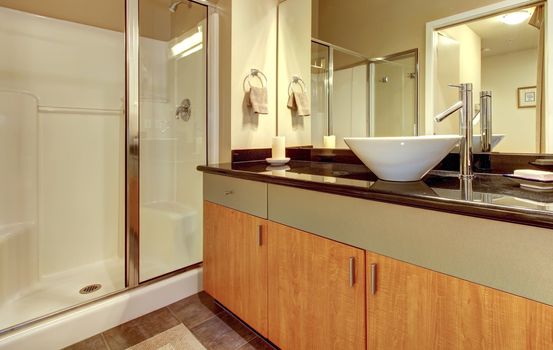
[64,292,275,350]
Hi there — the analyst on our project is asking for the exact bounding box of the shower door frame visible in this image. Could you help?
[0,0,217,336]
[126,0,217,287]
[311,38,370,136]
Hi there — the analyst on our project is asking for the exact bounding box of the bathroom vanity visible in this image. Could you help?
[199,161,553,349]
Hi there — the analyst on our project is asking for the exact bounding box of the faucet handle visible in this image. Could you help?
[448,83,473,91]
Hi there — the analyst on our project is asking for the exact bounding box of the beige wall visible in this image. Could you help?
[435,25,481,135]
[316,0,504,134]
[482,49,538,153]
[216,0,232,161]
[230,0,278,150]
[278,0,312,146]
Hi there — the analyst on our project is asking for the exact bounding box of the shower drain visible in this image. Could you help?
[79,284,102,295]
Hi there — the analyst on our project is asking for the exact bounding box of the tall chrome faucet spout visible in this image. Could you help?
[480,91,492,152]
[434,83,474,179]
[434,100,463,123]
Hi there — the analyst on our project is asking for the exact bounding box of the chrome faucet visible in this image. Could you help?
[434,83,474,179]
[479,91,492,152]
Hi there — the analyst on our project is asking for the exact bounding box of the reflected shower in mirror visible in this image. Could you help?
[370,50,418,137]
[309,40,418,148]
[278,0,419,149]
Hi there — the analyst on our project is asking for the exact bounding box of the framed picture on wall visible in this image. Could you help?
[517,86,537,108]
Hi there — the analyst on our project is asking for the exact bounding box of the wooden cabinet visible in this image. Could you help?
[268,221,366,350]
[203,201,268,336]
[203,177,553,350]
[366,251,553,349]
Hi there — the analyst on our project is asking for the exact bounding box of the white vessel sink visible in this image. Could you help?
[344,135,461,182]
[451,134,505,153]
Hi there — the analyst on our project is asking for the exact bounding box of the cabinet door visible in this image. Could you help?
[203,201,268,336]
[366,251,553,349]
[268,221,365,349]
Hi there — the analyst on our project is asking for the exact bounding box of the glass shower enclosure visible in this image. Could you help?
[310,40,418,146]
[0,0,209,333]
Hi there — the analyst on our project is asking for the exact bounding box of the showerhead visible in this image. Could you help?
[169,1,183,13]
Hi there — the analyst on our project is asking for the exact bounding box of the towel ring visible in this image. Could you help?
[243,69,268,92]
[288,75,307,96]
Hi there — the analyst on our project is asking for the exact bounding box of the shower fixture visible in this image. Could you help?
[169,1,181,12]
[169,0,192,13]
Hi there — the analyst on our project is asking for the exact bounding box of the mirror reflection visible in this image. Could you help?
[277,0,551,154]
[432,4,544,153]
[308,38,418,149]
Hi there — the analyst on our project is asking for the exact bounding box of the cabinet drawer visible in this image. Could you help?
[203,173,267,218]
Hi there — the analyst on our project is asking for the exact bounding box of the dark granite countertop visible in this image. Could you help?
[198,160,553,229]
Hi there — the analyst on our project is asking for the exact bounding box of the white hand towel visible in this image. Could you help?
[248,86,269,114]
[287,91,310,116]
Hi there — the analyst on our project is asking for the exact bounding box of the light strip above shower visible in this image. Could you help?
[170,28,203,57]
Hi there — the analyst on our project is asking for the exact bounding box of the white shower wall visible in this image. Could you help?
[0,92,38,303]
[0,7,125,276]
[332,65,368,148]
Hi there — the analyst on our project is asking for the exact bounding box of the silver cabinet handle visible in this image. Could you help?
[370,263,377,295]
[257,225,263,246]
[224,190,233,195]
[349,257,355,287]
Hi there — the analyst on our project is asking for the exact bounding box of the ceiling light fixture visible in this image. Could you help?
[500,11,531,25]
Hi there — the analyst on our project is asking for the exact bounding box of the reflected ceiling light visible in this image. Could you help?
[180,44,203,58]
[171,30,203,57]
[500,11,531,25]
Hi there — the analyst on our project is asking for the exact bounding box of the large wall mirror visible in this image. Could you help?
[427,2,549,154]
[277,0,552,154]
[278,0,418,149]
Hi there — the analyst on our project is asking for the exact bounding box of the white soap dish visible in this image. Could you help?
[266,157,290,166]
[513,169,553,181]
[504,174,553,192]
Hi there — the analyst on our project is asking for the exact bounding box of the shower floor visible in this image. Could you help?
[0,257,125,332]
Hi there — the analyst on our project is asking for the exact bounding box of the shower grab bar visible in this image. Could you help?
[0,88,123,116]
[0,88,39,104]
[39,106,123,115]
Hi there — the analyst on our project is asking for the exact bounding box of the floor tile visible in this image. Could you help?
[103,307,180,350]
[62,334,108,350]
[237,337,276,350]
[190,311,256,350]
[168,291,223,328]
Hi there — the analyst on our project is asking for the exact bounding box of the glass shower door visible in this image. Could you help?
[139,0,207,282]
[370,51,418,136]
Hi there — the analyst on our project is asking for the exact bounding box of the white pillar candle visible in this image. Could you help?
[323,135,336,149]
[272,136,286,159]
